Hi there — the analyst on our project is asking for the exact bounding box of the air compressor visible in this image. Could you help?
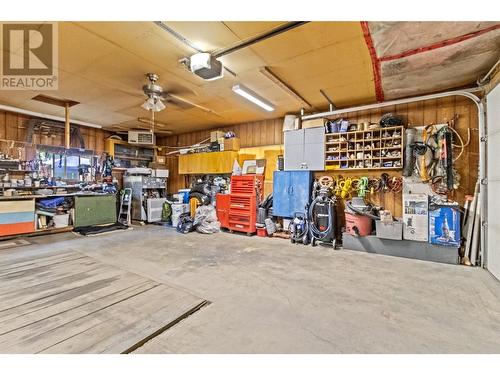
[308,176,338,247]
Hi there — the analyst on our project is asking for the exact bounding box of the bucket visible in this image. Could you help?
[344,211,372,236]
[256,226,267,237]
[178,189,191,204]
[171,203,189,227]
[53,213,69,228]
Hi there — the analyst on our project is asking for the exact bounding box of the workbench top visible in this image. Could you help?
[0,192,115,201]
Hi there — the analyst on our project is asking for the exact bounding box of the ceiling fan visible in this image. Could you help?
[141,72,223,116]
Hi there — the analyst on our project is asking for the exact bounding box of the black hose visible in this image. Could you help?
[308,196,335,240]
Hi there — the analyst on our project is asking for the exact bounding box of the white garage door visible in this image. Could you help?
[487,83,500,281]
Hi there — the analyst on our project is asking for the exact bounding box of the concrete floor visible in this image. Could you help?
[18,226,500,353]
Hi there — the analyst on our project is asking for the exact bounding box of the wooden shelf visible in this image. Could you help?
[323,126,404,171]
[114,155,152,161]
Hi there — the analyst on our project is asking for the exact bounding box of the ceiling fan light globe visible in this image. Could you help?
[154,100,166,112]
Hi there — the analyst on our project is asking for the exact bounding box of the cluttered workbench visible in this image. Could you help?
[0,191,117,238]
[1,140,120,238]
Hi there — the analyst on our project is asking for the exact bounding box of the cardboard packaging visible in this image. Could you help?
[154,155,166,164]
[429,205,461,247]
[283,115,300,131]
[302,118,326,129]
[403,193,429,242]
[223,137,240,151]
[211,130,225,142]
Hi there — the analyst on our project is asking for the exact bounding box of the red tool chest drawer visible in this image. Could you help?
[230,175,265,200]
[228,193,257,234]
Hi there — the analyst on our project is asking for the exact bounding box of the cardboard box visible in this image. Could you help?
[429,205,461,247]
[223,137,240,151]
[283,115,300,131]
[302,118,326,129]
[155,155,166,164]
[211,130,225,142]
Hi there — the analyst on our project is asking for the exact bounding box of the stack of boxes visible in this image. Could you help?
[210,130,240,152]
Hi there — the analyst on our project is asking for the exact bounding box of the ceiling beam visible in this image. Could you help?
[259,66,313,109]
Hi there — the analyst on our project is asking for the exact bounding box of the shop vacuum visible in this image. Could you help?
[307,176,338,247]
[289,211,310,245]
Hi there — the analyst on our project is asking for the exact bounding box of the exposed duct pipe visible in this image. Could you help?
[0,103,102,129]
[302,88,487,269]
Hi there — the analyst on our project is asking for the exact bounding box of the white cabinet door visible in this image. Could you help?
[487,84,500,281]
[303,127,325,170]
[284,129,304,170]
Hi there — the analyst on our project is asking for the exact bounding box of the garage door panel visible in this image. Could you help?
[488,131,500,180]
[487,83,500,281]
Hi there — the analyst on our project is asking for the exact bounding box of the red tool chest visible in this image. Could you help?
[216,174,264,235]
[215,193,230,228]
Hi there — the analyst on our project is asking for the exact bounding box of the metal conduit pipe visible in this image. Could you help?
[477,58,500,86]
[302,88,487,268]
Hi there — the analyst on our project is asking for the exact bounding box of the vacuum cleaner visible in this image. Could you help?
[289,210,310,245]
[308,176,338,247]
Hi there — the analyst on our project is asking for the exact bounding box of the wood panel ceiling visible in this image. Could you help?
[0,21,498,134]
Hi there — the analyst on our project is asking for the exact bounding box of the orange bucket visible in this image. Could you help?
[345,211,373,236]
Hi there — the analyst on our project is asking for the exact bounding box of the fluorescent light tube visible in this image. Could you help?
[232,84,275,112]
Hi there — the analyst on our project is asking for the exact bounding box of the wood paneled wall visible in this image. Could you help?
[159,96,479,220]
[0,110,112,153]
[157,118,283,192]
[319,96,479,220]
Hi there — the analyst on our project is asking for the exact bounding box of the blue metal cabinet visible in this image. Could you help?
[273,171,313,218]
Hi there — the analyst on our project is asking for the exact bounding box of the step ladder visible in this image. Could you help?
[118,188,132,226]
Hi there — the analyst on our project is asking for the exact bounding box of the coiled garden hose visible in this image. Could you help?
[357,177,369,197]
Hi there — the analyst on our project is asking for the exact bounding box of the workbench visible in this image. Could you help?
[0,192,117,238]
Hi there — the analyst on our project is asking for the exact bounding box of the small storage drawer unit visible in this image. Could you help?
[73,194,117,228]
[272,171,313,218]
[0,199,35,236]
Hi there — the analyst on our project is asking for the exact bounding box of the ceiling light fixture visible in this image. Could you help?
[141,95,166,112]
[232,84,274,112]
